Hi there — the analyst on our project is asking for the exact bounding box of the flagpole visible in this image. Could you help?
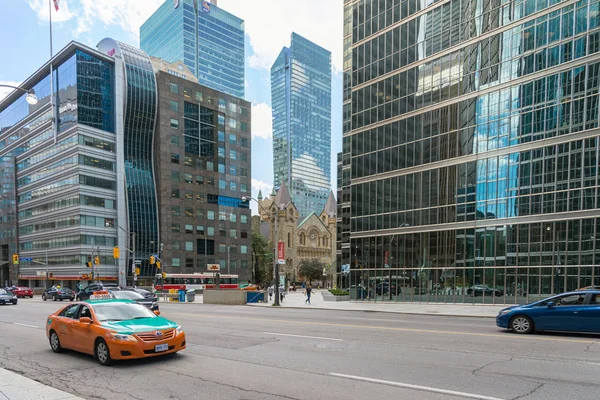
[49,0,57,143]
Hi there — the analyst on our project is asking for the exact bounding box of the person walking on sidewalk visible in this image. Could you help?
[305,285,313,304]
[268,285,274,302]
[279,285,286,303]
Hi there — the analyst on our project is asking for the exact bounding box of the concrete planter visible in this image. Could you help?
[204,289,246,305]
[322,292,350,302]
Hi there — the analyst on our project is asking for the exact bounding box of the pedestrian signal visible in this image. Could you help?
[156,261,161,269]
[150,255,155,265]
[113,247,120,259]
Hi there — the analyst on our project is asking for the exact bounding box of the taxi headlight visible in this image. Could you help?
[176,325,184,336]
[111,333,137,341]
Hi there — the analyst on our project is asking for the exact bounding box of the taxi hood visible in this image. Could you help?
[101,317,178,334]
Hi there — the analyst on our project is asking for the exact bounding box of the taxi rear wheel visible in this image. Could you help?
[49,330,63,353]
[42,294,47,301]
[95,339,112,366]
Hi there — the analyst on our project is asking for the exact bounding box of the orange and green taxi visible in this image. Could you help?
[45,294,186,365]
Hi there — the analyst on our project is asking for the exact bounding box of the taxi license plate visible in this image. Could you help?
[155,344,169,352]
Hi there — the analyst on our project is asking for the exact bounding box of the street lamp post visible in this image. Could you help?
[243,196,280,306]
[0,85,38,105]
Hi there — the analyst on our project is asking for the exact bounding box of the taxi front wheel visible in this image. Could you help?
[49,331,63,353]
[95,339,112,366]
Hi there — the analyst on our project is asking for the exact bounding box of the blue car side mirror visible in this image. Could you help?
[547,301,555,308]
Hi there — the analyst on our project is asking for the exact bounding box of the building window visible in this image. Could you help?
[186,258,194,268]
[172,240,180,250]
[240,183,247,192]
[195,91,203,102]
[171,206,180,216]
[241,260,248,269]
[185,224,193,233]
[218,163,225,173]
[196,225,205,235]
[183,87,191,98]
[219,180,226,189]
[240,122,248,132]
[219,228,226,237]
[207,227,215,236]
[171,135,179,145]
[171,188,180,198]
[229,165,237,176]
[229,134,237,144]
[288,233,292,248]
[196,192,205,202]
[171,170,180,181]
[171,153,180,164]
[170,118,179,129]
[170,100,179,112]
[241,231,248,239]
[207,211,215,220]
[185,241,193,251]
[184,157,193,166]
[230,229,237,238]
[170,83,179,93]
[196,175,204,185]
[218,115,225,125]
[206,161,214,171]
[218,131,225,142]
[240,138,248,147]
[230,182,237,191]
[240,152,248,162]
[229,150,237,160]
[241,215,248,224]
[323,237,328,247]
[171,223,180,233]
[196,209,204,219]
[185,208,193,217]
[185,190,192,200]
[228,118,237,129]
[172,257,181,267]
[229,213,237,222]
[240,168,247,177]
[184,173,193,184]
[229,102,237,113]
[300,233,305,245]
[240,245,247,254]
[240,106,248,116]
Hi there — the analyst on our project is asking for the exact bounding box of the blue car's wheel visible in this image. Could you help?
[510,315,533,334]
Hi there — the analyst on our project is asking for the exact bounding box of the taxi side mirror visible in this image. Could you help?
[80,317,92,324]
[546,301,555,308]
[153,310,161,316]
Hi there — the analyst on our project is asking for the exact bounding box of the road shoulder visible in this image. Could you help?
[0,367,84,400]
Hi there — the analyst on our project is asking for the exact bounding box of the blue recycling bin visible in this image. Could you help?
[178,289,186,302]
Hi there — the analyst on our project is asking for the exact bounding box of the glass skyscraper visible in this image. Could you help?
[271,33,332,218]
[140,0,245,99]
[340,0,600,304]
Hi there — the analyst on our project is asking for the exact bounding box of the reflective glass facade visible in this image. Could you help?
[271,33,332,218]
[0,44,116,286]
[141,0,245,98]
[340,0,600,303]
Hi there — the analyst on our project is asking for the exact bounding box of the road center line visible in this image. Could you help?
[13,323,39,329]
[330,373,505,400]
[263,332,344,341]
[172,312,600,344]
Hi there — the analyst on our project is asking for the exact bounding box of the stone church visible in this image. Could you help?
[255,181,337,283]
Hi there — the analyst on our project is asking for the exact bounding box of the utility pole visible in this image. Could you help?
[273,210,280,306]
[132,232,136,286]
[227,245,231,275]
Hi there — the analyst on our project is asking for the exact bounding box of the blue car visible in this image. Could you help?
[496,290,600,334]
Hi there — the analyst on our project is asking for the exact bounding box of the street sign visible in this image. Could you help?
[279,275,285,286]
[207,264,220,272]
[19,257,32,261]
[277,241,285,264]
[341,264,350,274]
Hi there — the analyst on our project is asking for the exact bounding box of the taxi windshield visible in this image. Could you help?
[92,303,157,322]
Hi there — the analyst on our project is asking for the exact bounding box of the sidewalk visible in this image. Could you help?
[247,290,506,317]
[160,291,505,318]
[0,368,84,400]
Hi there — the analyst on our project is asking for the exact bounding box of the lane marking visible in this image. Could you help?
[13,323,39,329]
[172,312,600,344]
[330,373,505,400]
[263,332,343,341]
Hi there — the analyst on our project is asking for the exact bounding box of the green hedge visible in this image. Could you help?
[329,289,349,296]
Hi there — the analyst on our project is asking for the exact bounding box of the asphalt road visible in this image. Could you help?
[1,298,600,400]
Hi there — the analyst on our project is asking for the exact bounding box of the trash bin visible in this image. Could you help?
[186,289,196,302]
[178,289,186,303]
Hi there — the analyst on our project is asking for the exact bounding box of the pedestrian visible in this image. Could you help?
[279,285,285,303]
[268,285,274,302]
[305,285,312,304]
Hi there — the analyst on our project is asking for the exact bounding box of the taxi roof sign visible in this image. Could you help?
[89,291,113,300]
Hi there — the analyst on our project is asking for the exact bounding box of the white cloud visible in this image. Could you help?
[27,0,75,23]
[251,103,273,140]
[0,81,22,103]
[250,178,273,215]
[220,0,343,72]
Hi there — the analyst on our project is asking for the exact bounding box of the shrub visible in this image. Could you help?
[329,289,349,296]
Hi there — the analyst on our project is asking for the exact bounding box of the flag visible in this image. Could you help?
[53,0,59,12]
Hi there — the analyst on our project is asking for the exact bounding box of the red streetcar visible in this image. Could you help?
[154,273,239,291]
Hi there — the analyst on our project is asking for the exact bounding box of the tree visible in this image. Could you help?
[251,233,272,284]
[298,259,325,284]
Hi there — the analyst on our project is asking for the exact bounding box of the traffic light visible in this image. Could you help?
[135,267,141,276]
[86,256,92,268]
[94,256,100,266]
[113,247,120,259]
[12,254,18,265]
[156,261,161,270]
[161,272,166,279]
[49,273,53,278]
[150,255,155,265]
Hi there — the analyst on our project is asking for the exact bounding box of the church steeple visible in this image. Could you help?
[323,190,337,217]
[257,189,263,200]
[274,180,292,209]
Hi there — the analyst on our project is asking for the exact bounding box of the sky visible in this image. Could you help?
[0,0,343,215]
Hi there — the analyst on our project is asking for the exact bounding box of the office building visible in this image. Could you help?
[0,38,252,288]
[271,33,332,218]
[340,0,600,303]
[141,0,245,98]
[151,57,252,281]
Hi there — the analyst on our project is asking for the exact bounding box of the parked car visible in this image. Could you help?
[467,285,504,297]
[0,288,18,305]
[9,286,33,298]
[126,287,158,303]
[42,286,76,301]
[105,288,159,311]
[77,283,121,301]
[496,290,600,334]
